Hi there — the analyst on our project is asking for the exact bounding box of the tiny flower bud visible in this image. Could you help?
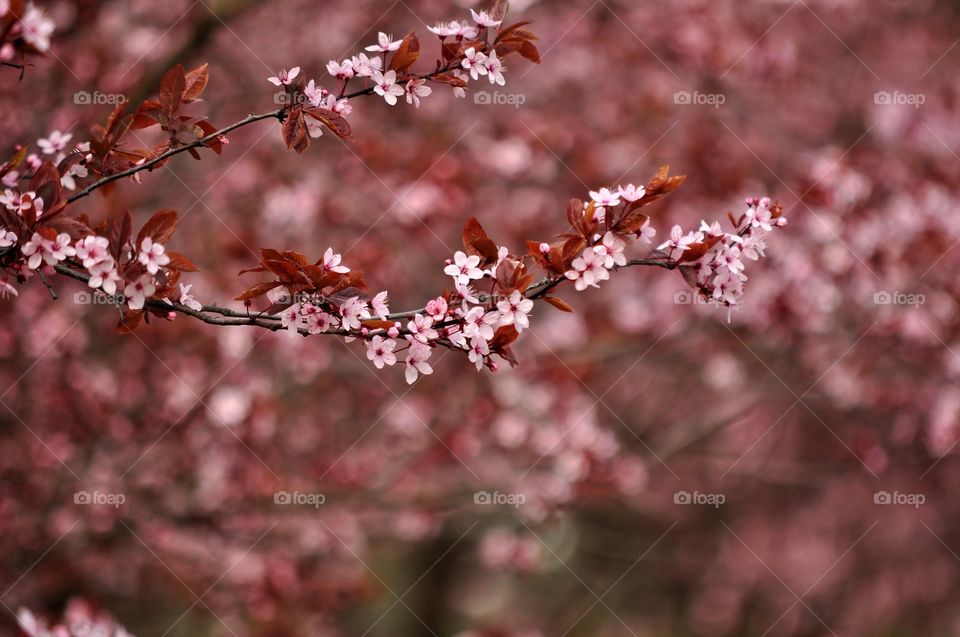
[539,242,550,253]
[388,326,400,338]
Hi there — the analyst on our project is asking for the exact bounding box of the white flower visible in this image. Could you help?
[0,228,16,248]
[593,232,627,269]
[326,59,354,79]
[564,248,609,291]
[496,290,533,331]
[372,70,404,106]
[461,305,498,341]
[37,130,71,156]
[351,53,383,78]
[21,232,74,269]
[365,335,397,369]
[407,313,439,344]
[280,303,303,336]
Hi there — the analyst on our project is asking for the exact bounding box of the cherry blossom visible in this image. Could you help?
[405,78,432,108]
[589,187,621,208]
[462,47,488,81]
[483,49,506,85]
[19,3,54,52]
[365,32,402,53]
[137,237,170,275]
[497,290,533,331]
[322,247,349,273]
[426,297,448,321]
[350,53,382,78]
[618,183,646,202]
[471,8,503,28]
[37,129,71,156]
[468,335,490,370]
[21,232,74,269]
[124,274,156,310]
[407,313,439,344]
[178,283,203,312]
[339,296,368,331]
[372,70,404,106]
[404,340,434,384]
[565,248,610,291]
[0,228,16,248]
[267,66,300,86]
[444,251,484,285]
[593,232,627,268]
[657,225,702,261]
[326,59,354,79]
[365,335,397,369]
[461,305,499,341]
[371,291,390,320]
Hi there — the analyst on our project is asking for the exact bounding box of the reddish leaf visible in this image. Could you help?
[159,64,186,116]
[136,209,178,246]
[234,281,282,301]
[543,296,575,312]
[182,63,209,101]
[304,108,352,139]
[390,31,420,71]
[166,251,198,272]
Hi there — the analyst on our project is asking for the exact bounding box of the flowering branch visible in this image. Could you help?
[0,1,787,386]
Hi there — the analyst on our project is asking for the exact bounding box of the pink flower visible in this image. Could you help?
[405,78,432,108]
[451,69,468,99]
[470,8,503,28]
[427,22,457,38]
[483,49,506,85]
[21,231,74,269]
[468,335,490,370]
[461,305,498,341]
[404,340,433,384]
[37,130,71,156]
[280,303,303,336]
[124,274,156,310]
[638,218,656,244]
[657,225,702,261]
[372,70,404,106]
[564,248,609,291]
[351,53,383,78]
[322,247,349,273]
[425,297,448,321]
[303,79,325,107]
[267,66,300,86]
[74,235,110,267]
[593,232,627,268]
[462,47,488,81]
[326,59,354,79]
[407,313,439,344]
[444,251,484,285]
[20,3,54,52]
[618,183,646,202]
[301,303,336,334]
[365,32,403,53]
[88,260,120,295]
[0,189,38,215]
[0,228,16,248]
[365,335,397,369]
[179,283,202,312]
[138,237,170,274]
[371,291,390,320]
[589,187,621,208]
[340,297,368,331]
[497,290,533,331]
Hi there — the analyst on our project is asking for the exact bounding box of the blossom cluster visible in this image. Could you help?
[18,601,134,637]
